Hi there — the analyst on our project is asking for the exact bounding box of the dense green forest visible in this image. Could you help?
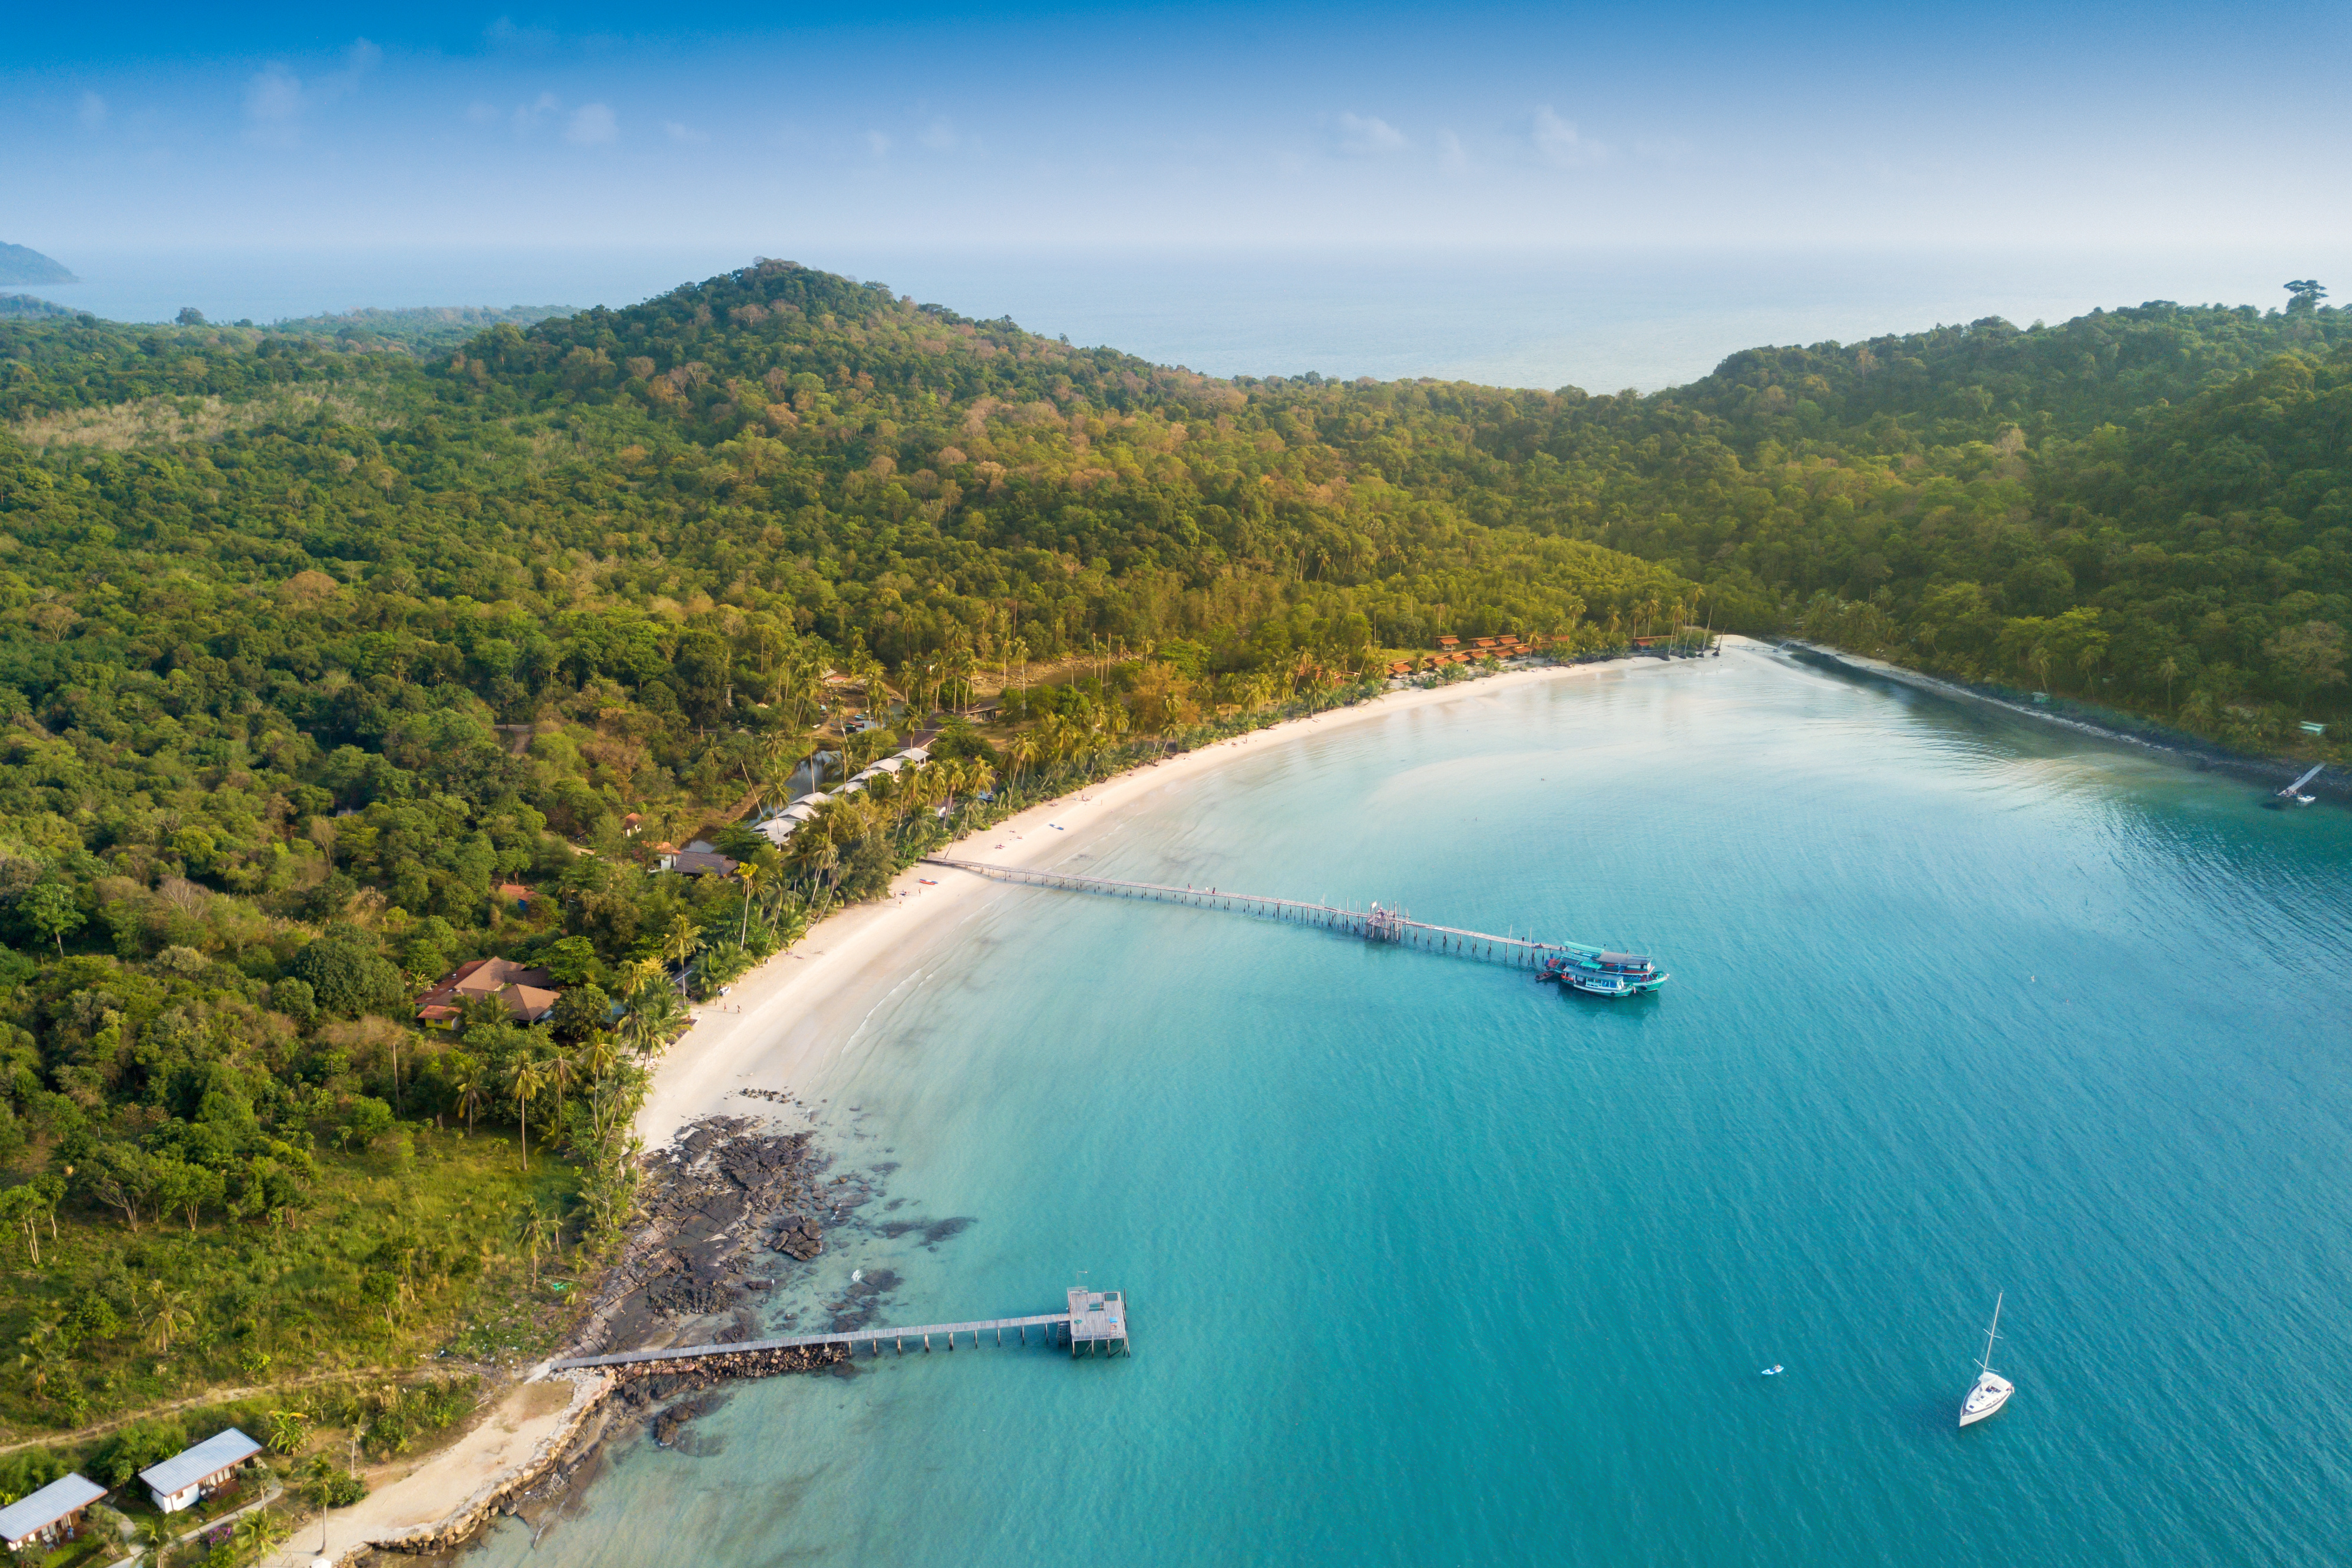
[0,258,2340,1446]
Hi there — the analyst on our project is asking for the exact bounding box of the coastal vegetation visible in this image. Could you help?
[0,258,2341,1465]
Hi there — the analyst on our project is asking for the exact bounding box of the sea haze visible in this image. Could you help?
[14,246,2330,391]
[473,647,2352,1568]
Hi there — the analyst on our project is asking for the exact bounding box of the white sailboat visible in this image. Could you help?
[1958,1292,2013,1427]
[2277,763,2324,805]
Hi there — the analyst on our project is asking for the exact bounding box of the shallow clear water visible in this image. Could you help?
[476,648,2352,1567]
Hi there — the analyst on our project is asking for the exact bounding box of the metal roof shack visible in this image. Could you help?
[139,1427,263,1514]
[0,1473,106,1550]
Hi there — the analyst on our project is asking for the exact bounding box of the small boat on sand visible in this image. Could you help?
[1959,1292,2013,1427]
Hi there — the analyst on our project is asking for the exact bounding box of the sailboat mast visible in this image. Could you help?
[1982,1291,2003,1372]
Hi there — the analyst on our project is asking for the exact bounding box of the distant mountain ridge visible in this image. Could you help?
[266,303,576,349]
[0,243,76,285]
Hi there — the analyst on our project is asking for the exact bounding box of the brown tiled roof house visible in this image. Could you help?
[415,958,561,1027]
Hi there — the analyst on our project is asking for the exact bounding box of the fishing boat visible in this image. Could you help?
[1958,1292,2013,1427]
[1540,950,1670,997]
[2272,763,2324,806]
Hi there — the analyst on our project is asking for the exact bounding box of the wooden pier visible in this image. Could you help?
[549,1289,1129,1371]
[920,855,1611,970]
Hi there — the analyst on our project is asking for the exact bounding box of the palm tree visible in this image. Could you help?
[933,759,967,816]
[233,1508,288,1559]
[144,1286,194,1355]
[521,1207,560,1289]
[621,985,688,1057]
[787,816,841,905]
[615,957,666,1003]
[131,1511,171,1568]
[541,1045,580,1107]
[946,642,977,712]
[1007,733,1039,783]
[574,1030,623,1084]
[573,1033,624,1137]
[452,1062,487,1136]
[510,1056,550,1167]
[15,1310,65,1396]
[734,862,764,947]
[2156,656,2182,710]
[658,912,702,977]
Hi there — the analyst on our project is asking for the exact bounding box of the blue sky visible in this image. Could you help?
[6,1,2349,254]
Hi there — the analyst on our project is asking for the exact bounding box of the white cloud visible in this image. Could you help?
[664,120,709,145]
[1337,111,1407,156]
[919,117,957,153]
[566,103,618,146]
[1532,106,1606,167]
[1437,128,1471,174]
[77,92,107,130]
[242,39,378,148]
[245,70,305,145]
[514,92,560,134]
[865,130,892,158]
[485,16,557,51]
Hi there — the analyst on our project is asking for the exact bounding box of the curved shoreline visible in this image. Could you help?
[634,651,1670,1148]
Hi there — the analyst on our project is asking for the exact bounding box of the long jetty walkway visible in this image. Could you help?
[921,855,1600,970]
[550,1288,1131,1369]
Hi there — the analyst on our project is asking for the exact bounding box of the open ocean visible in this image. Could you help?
[467,646,2352,1567]
[12,245,2327,391]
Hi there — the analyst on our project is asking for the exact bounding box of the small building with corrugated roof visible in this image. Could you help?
[139,1427,264,1514]
[0,1473,107,1550]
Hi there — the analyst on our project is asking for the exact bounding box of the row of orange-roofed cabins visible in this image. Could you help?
[1385,633,1537,677]
[0,1428,262,1553]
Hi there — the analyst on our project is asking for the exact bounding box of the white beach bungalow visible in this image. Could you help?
[0,1473,107,1552]
[138,1427,263,1514]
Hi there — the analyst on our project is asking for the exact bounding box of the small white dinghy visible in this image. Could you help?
[1959,1291,2013,1427]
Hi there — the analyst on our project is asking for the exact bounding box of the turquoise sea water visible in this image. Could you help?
[475,647,2352,1567]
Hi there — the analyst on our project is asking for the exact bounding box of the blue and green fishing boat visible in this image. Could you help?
[1539,948,1670,997]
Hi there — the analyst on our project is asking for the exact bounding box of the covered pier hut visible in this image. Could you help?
[140,1427,264,1514]
[0,1474,106,1553]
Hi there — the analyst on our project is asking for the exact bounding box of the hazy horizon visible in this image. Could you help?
[9,241,2336,394]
